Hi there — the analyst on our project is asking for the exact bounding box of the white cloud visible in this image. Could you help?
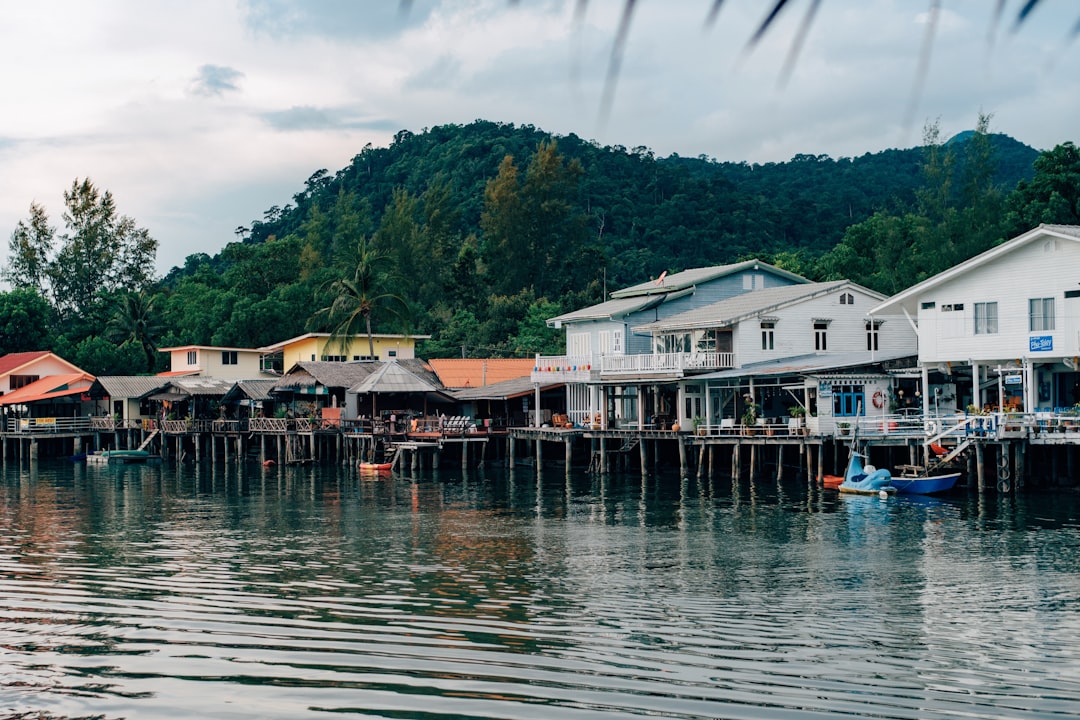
[0,0,1077,277]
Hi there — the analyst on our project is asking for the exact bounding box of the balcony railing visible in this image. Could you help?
[532,352,735,382]
[601,351,734,375]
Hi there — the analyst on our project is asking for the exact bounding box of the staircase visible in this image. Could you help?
[137,429,159,452]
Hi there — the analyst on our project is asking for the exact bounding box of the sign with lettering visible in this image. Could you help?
[1030,335,1053,352]
[1005,375,1023,385]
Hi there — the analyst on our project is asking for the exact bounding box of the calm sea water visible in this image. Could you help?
[1,459,1079,720]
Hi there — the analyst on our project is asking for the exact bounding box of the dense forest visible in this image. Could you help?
[4,118,1080,376]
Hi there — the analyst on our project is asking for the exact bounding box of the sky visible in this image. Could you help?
[2,0,1078,276]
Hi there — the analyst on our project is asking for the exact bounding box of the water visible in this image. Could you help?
[1,460,1079,720]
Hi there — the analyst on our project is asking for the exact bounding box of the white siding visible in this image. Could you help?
[916,239,1080,363]
[735,288,917,365]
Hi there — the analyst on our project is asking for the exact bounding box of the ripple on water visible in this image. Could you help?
[2,465,1080,719]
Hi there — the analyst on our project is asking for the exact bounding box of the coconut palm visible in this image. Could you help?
[106,290,161,373]
[311,238,411,360]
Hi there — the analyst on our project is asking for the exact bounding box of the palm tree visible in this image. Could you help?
[311,238,411,359]
[106,291,161,373]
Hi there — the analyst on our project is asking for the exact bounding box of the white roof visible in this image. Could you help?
[634,281,881,333]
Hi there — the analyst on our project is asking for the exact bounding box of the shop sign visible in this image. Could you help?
[1030,336,1053,352]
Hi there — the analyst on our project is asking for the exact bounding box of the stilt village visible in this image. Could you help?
[3,224,1080,496]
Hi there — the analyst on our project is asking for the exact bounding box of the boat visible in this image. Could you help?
[86,449,159,465]
[838,450,895,495]
[888,470,961,495]
[822,474,843,489]
[358,462,393,474]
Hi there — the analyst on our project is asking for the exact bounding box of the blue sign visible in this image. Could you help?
[1005,375,1023,385]
[1030,335,1053,352]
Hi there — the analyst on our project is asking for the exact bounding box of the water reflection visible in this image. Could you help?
[1,460,1078,719]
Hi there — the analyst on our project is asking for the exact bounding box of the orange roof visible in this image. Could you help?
[427,358,535,389]
[0,351,51,375]
[0,372,95,405]
[157,369,200,377]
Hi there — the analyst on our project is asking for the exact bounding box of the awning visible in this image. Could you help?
[149,391,190,401]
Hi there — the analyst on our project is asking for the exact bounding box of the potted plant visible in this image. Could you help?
[788,405,807,435]
[836,421,851,436]
[741,403,760,435]
[692,416,706,435]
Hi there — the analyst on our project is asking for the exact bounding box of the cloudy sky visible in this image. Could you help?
[2,0,1077,275]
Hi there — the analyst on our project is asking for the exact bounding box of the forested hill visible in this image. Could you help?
[204,120,1037,291]
[137,119,1059,364]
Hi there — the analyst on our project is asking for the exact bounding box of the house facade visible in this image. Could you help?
[0,351,85,396]
[534,260,810,425]
[258,333,430,373]
[869,224,1080,415]
[638,281,918,433]
[159,345,270,379]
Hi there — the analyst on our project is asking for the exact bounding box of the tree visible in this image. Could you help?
[310,238,410,359]
[1005,142,1080,234]
[45,178,159,320]
[106,291,162,373]
[0,289,54,354]
[4,202,54,291]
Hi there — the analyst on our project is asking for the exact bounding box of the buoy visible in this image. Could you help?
[878,489,889,499]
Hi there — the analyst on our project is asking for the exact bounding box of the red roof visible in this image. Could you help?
[157,369,200,377]
[0,372,94,405]
[427,358,535,389]
[0,351,51,375]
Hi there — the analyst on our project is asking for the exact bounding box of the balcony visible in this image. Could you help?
[531,352,735,383]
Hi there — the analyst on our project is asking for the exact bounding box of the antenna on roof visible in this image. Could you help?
[655,270,667,286]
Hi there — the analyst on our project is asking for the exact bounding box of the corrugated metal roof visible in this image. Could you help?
[548,295,667,323]
[274,361,380,390]
[452,377,564,401]
[221,379,280,402]
[610,259,809,299]
[350,362,442,394]
[171,377,235,395]
[90,376,170,399]
[634,281,872,333]
[691,350,916,381]
[0,351,50,375]
[0,373,94,405]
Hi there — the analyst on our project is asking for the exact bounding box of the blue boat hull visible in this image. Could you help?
[889,473,961,495]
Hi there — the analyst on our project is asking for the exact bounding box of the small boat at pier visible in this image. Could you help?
[86,449,159,465]
[838,451,895,495]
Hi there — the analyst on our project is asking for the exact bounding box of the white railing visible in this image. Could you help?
[531,354,598,383]
[601,351,734,375]
[4,417,93,434]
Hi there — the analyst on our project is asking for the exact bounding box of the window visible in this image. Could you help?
[941,303,964,337]
[921,301,936,309]
[742,273,765,290]
[974,302,998,335]
[321,355,347,362]
[1029,298,1055,331]
[186,350,197,365]
[832,383,866,417]
[761,321,775,350]
[9,375,39,389]
[567,332,590,357]
[598,330,612,354]
[814,321,828,351]
[865,321,880,351]
[387,350,397,357]
[839,292,854,305]
[221,351,238,365]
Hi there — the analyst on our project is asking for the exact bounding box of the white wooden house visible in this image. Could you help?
[635,281,918,432]
[534,260,810,426]
[869,224,1080,415]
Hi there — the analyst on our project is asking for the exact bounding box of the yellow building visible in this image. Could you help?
[257,332,430,374]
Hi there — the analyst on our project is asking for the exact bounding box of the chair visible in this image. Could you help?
[719,418,735,435]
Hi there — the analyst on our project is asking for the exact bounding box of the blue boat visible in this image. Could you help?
[888,471,961,495]
[838,450,895,495]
